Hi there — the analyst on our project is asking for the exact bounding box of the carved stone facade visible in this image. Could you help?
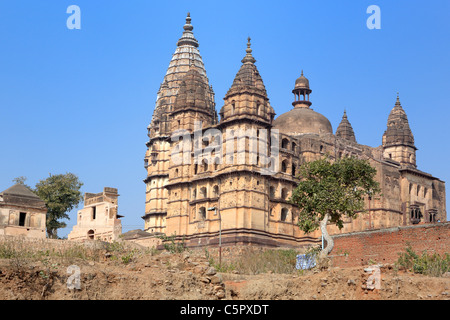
[143,14,446,248]
[68,187,123,242]
[0,184,47,239]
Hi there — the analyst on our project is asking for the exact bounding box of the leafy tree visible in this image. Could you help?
[290,156,381,261]
[34,173,83,239]
[12,176,28,185]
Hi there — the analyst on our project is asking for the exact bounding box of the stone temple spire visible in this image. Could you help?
[221,37,274,124]
[382,93,415,149]
[226,37,267,96]
[147,12,213,138]
[336,110,357,143]
[382,93,417,167]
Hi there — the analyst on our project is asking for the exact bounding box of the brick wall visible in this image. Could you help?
[330,222,450,268]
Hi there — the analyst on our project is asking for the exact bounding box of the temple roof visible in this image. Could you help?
[0,184,46,209]
[148,13,215,137]
[225,38,267,99]
[336,110,357,143]
[382,94,415,149]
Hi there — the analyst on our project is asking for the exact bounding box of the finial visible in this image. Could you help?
[301,70,304,76]
[241,36,256,64]
[396,92,401,106]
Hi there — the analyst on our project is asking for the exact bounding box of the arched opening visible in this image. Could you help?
[174,168,179,177]
[282,138,289,149]
[281,208,289,222]
[192,189,197,200]
[200,187,207,198]
[202,159,208,172]
[292,142,297,153]
[212,185,219,197]
[87,230,95,240]
[281,160,288,173]
[270,186,275,198]
[410,206,422,224]
[199,207,206,220]
[292,164,296,177]
[281,188,289,200]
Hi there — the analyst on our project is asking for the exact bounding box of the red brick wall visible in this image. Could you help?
[330,222,450,268]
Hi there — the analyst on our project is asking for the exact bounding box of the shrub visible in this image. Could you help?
[396,244,449,277]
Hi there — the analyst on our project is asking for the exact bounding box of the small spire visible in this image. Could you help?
[177,12,198,47]
[395,92,401,106]
[241,37,256,64]
[343,109,347,119]
[301,70,304,76]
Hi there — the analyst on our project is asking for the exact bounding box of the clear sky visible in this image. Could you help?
[0,0,449,238]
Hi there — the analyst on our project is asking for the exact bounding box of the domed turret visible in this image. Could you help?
[273,71,332,136]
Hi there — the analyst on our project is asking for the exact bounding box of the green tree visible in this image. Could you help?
[12,176,28,185]
[290,156,381,261]
[34,173,84,239]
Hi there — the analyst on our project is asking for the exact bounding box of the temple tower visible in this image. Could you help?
[336,110,357,143]
[143,13,215,233]
[382,94,417,168]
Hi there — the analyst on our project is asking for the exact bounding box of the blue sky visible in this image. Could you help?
[0,0,448,237]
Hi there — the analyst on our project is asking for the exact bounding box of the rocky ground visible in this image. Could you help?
[0,248,449,300]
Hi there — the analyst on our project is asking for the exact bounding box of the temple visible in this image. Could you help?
[142,14,446,248]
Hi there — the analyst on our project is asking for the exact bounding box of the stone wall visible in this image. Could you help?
[330,222,450,268]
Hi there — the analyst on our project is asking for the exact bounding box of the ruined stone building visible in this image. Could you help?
[143,14,446,247]
[0,183,47,239]
[68,187,123,242]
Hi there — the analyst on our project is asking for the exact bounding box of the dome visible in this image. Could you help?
[272,107,333,136]
[294,70,310,90]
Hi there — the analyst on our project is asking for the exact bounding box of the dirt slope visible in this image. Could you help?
[0,250,448,300]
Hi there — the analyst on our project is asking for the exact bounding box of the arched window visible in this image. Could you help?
[174,168,179,177]
[232,101,236,115]
[200,187,207,198]
[194,164,198,175]
[213,185,219,197]
[292,142,297,153]
[87,230,95,240]
[270,186,275,198]
[199,207,206,220]
[202,159,208,172]
[281,208,289,222]
[281,160,288,173]
[282,138,289,149]
[281,188,288,200]
[192,189,197,200]
[292,164,296,177]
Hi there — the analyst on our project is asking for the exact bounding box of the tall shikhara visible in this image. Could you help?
[143,13,216,232]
